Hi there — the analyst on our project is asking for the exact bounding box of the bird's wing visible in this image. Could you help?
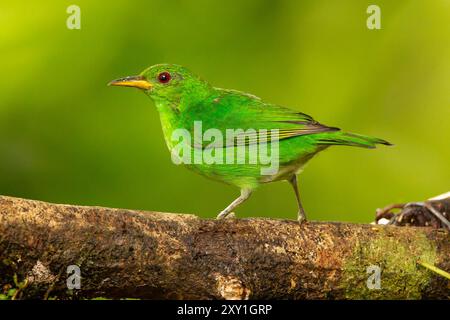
[182,89,339,148]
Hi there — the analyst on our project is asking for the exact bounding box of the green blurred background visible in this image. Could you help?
[0,0,448,222]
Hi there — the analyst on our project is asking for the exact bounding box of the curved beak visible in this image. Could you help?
[108,75,152,90]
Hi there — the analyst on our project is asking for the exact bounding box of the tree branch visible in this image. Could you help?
[0,195,449,299]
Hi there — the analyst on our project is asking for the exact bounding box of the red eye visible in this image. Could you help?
[158,72,171,84]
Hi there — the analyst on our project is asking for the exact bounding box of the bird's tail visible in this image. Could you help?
[315,131,392,149]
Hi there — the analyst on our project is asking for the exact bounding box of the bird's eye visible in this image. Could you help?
[158,72,171,84]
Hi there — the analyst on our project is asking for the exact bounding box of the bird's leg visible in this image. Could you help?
[217,189,252,220]
[288,175,307,224]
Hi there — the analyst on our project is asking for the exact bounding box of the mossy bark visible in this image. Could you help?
[0,195,449,299]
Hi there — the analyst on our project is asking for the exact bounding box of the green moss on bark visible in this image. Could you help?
[341,229,437,299]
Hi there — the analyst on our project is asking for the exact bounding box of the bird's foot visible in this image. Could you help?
[297,210,307,225]
[216,211,236,220]
[224,212,236,219]
[297,217,307,224]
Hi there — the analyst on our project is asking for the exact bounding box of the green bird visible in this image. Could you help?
[109,64,391,223]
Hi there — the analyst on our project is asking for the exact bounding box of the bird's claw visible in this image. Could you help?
[216,211,236,220]
[224,212,236,219]
[297,211,307,225]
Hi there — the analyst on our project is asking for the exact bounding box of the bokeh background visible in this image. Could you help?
[0,0,448,222]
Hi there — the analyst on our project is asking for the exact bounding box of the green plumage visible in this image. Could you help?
[110,64,391,221]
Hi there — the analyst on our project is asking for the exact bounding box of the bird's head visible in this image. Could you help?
[109,64,210,104]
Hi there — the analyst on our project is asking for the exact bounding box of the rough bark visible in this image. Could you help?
[0,195,449,300]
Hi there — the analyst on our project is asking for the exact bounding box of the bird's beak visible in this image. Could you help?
[108,75,152,90]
